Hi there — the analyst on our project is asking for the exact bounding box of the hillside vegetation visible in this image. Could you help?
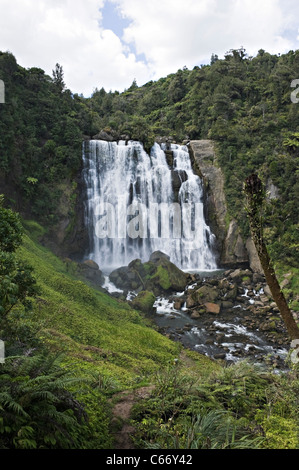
[0,216,297,449]
[0,211,180,448]
[0,48,298,268]
[0,48,299,449]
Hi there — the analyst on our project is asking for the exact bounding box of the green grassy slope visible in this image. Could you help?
[7,222,298,450]
[18,225,182,385]
[11,221,220,449]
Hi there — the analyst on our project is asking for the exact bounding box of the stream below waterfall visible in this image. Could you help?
[105,271,290,370]
[153,294,288,368]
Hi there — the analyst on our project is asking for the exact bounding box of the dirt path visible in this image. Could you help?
[111,386,155,449]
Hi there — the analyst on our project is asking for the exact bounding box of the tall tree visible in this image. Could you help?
[0,196,38,318]
[52,63,65,93]
[244,174,299,340]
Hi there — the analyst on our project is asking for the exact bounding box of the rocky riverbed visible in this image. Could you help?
[153,268,293,369]
[84,251,296,370]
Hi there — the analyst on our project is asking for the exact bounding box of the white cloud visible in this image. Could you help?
[0,0,298,95]
[118,0,299,79]
[0,0,150,95]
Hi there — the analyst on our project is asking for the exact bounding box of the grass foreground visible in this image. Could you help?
[2,220,298,450]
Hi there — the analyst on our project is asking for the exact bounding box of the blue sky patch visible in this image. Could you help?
[101,1,147,64]
[101,1,131,38]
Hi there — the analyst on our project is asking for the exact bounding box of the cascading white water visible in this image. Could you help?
[83,139,217,272]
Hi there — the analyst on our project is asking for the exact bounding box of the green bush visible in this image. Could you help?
[0,354,88,449]
[132,361,299,449]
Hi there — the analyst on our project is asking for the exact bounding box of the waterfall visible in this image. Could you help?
[83,140,217,272]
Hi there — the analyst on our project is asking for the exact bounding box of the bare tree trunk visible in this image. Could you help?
[244,174,299,341]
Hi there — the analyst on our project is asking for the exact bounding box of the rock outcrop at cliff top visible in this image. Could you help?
[109,251,190,295]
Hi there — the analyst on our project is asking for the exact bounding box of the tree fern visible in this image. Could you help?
[0,353,88,449]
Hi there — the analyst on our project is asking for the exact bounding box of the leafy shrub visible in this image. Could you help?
[132,362,266,449]
[0,354,88,449]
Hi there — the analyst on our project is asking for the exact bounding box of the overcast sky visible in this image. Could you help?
[0,0,299,96]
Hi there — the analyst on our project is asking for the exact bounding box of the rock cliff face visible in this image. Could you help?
[42,173,89,262]
[189,140,262,272]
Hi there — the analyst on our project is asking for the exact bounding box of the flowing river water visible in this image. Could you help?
[153,293,288,367]
[105,271,289,370]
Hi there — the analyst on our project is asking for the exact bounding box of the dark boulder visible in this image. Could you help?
[144,253,189,294]
[78,259,105,287]
[149,251,170,262]
[109,251,189,295]
[109,265,140,291]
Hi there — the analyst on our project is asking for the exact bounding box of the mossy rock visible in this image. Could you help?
[148,265,171,291]
[110,252,188,294]
[109,265,143,291]
[193,285,219,303]
[131,291,156,314]
[145,257,188,294]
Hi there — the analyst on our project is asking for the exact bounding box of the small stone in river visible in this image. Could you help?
[214,353,226,360]
[191,311,201,319]
[204,302,220,314]
[205,339,214,345]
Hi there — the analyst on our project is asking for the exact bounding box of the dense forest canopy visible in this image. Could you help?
[0,47,298,267]
[0,48,299,451]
